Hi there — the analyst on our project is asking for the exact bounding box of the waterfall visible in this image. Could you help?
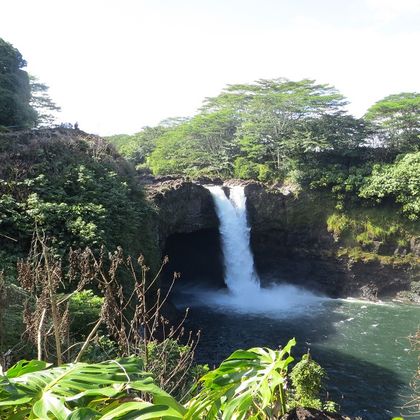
[175,184,324,316]
[206,185,260,295]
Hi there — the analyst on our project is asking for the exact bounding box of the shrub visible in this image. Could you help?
[289,353,327,410]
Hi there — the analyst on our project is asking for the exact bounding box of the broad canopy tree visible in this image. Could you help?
[149,78,355,178]
[365,92,420,153]
[148,111,238,177]
[230,79,347,173]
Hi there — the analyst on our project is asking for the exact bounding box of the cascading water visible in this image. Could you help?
[176,184,324,316]
[205,185,259,296]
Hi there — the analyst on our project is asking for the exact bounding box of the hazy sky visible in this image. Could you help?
[1,0,419,135]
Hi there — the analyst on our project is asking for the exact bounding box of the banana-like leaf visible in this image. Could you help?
[99,401,183,419]
[0,356,185,420]
[6,360,50,378]
[67,407,101,419]
[185,338,296,419]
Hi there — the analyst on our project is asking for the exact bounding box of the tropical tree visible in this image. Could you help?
[0,38,36,129]
[148,123,202,175]
[226,78,347,175]
[148,110,237,177]
[365,92,420,152]
[29,76,60,127]
[107,126,167,165]
[149,78,349,180]
[185,109,239,176]
[302,112,371,155]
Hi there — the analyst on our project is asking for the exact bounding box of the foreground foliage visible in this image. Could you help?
[0,339,335,419]
[0,357,185,419]
[0,239,201,402]
[186,339,297,419]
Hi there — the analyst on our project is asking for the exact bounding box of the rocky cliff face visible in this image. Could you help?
[148,179,419,301]
[244,183,420,300]
[146,180,219,247]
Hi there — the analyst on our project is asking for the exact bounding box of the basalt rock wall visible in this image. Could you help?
[244,183,420,300]
[148,179,419,300]
[147,180,219,247]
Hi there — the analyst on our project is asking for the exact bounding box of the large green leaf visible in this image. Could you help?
[67,408,101,419]
[0,356,184,419]
[99,401,183,419]
[186,338,296,419]
[6,360,50,378]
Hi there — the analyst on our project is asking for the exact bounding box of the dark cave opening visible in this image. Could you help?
[162,228,226,290]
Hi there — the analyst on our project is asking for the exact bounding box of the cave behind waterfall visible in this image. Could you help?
[162,228,225,290]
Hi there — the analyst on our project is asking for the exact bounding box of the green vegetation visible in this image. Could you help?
[326,207,417,251]
[107,77,419,227]
[146,78,351,179]
[0,339,334,419]
[0,357,186,419]
[1,35,419,419]
[0,38,35,129]
[0,38,59,130]
[0,129,159,269]
[0,241,335,418]
[289,353,329,411]
[106,125,168,172]
[185,338,334,419]
[29,75,61,127]
[365,92,420,153]
[360,152,420,220]
[0,237,203,397]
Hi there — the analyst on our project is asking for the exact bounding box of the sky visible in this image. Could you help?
[1,0,419,135]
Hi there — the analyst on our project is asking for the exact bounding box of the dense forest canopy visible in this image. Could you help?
[0,38,35,128]
[107,79,420,220]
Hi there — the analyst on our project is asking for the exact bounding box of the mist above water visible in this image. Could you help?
[177,282,326,317]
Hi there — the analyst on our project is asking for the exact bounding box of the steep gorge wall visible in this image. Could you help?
[148,179,420,301]
[245,184,420,300]
[147,180,219,247]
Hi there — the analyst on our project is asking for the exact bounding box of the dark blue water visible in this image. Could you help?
[177,290,419,419]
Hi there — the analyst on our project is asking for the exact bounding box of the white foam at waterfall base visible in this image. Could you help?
[198,185,326,317]
[178,283,326,317]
